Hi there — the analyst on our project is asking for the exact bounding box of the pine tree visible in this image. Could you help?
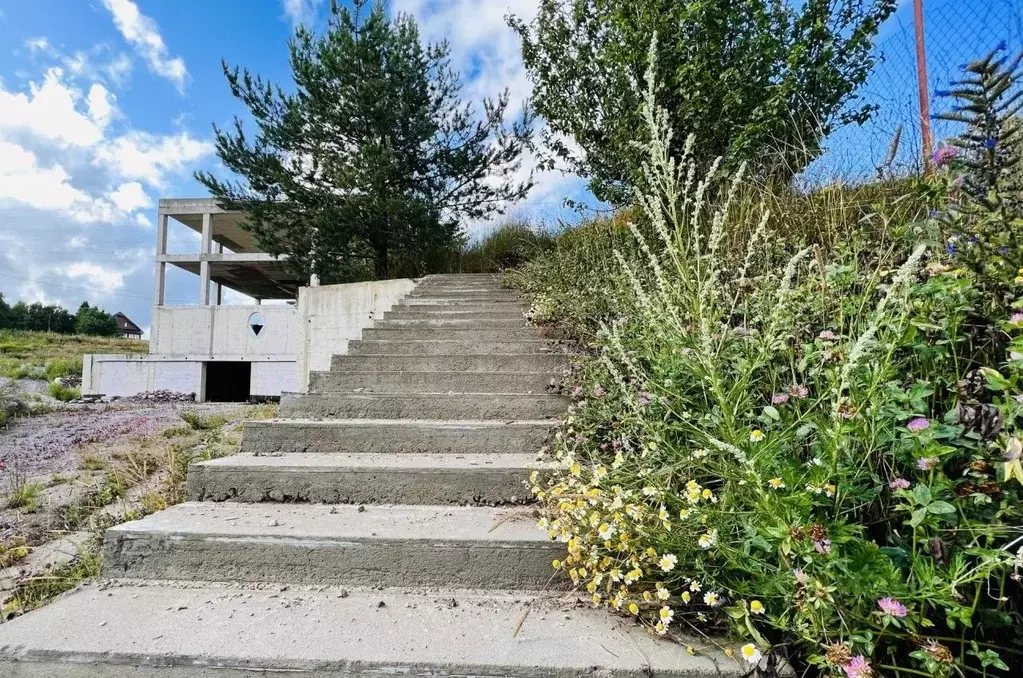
[937,46,1023,217]
[197,0,533,282]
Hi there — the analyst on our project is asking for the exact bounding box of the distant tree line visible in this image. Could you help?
[0,294,120,336]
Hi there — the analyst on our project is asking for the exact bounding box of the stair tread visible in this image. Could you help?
[197,452,534,470]
[0,583,735,677]
[109,502,545,543]
[246,418,554,427]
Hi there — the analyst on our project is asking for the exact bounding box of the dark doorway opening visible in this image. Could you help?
[205,362,251,402]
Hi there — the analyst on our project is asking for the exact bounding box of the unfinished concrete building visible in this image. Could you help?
[82,198,413,401]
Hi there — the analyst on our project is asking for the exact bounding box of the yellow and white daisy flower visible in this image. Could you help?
[740,644,762,664]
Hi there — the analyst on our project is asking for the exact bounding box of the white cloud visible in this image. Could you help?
[102,53,134,86]
[87,83,116,127]
[0,139,94,213]
[0,68,110,147]
[0,60,212,323]
[25,37,50,52]
[66,262,126,294]
[96,131,213,188]
[100,0,188,92]
[282,0,324,27]
[108,181,151,212]
[64,48,134,88]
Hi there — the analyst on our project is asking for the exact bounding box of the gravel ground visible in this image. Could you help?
[0,402,244,478]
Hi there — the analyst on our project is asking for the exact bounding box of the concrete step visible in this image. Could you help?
[361,327,542,341]
[348,339,557,355]
[0,582,737,678]
[101,503,561,589]
[401,298,528,308]
[308,370,560,394]
[240,419,554,455]
[330,353,569,373]
[408,291,521,300]
[420,273,501,280]
[374,318,527,329]
[279,392,569,419]
[413,282,507,290]
[188,452,532,505]
[383,309,526,320]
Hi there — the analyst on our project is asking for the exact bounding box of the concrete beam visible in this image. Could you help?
[159,252,282,263]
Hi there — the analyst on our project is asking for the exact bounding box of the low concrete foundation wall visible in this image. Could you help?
[297,278,416,390]
[82,278,413,400]
[82,355,298,400]
[83,355,204,398]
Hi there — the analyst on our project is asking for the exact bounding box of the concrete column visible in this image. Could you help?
[212,242,223,305]
[199,212,212,305]
[153,211,168,306]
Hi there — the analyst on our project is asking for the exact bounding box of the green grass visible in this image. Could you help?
[6,481,42,511]
[4,548,102,615]
[445,222,556,273]
[0,330,147,380]
[48,382,80,402]
[180,410,227,431]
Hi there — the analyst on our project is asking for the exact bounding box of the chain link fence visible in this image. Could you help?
[805,0,1023,184]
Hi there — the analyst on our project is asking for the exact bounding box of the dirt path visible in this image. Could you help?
[0,403,238,478]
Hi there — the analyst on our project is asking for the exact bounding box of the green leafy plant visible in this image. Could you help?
[525,45,1022,677]
[933,47,1023,320]
[179,410,227,431]
[510,0,896,203]
[48,382,80,402]
[43,357,82,382]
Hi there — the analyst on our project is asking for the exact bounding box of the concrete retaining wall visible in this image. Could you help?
[297,279,416,390]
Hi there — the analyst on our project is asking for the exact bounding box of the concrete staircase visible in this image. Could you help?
[0,274,738,677]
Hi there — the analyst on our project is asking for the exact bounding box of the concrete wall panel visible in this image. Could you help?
[151,305,299,357]
[297,279,416,389]
[251,362,299,397]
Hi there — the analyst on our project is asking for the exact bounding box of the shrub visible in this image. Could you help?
[48,382,80,402]
[43,357,82,382]
[526,57,1022,677]
[180,410,226,431]
[507,212,636,339]
[453,222,555,273]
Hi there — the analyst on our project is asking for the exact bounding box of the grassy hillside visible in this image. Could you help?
[0,330,148,381]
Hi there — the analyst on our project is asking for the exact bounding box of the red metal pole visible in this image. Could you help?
[914,0,934,173]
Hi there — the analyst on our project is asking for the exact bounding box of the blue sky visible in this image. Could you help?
[0,0,1019,333]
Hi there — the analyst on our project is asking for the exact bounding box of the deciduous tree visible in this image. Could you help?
[509,0,896,203]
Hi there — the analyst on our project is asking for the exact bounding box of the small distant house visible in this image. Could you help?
[115,312,143,339]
